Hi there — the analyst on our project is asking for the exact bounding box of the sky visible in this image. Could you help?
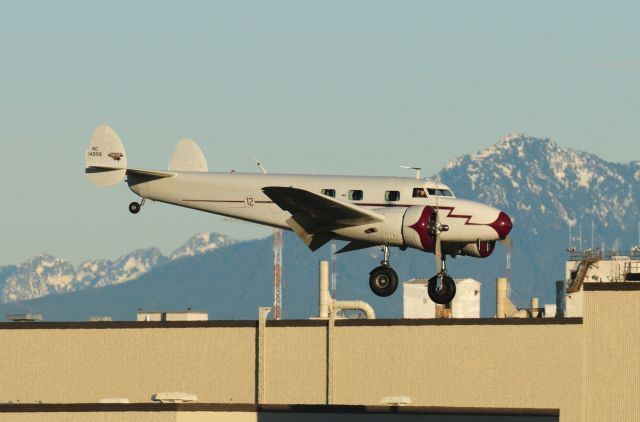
[1,1,639,266]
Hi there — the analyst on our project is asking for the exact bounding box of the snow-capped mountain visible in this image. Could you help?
[436,134,639,307]
[2,253,77,303]
[438,134,640,246]
[76,247,165,289]
[0,232,232,303]
[170,233,233,261]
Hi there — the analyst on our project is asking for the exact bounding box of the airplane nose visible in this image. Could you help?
[489,211,513,240]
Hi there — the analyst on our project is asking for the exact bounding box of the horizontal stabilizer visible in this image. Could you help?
[168,139,208,172]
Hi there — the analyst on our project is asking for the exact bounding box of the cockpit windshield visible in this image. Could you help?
[427,188,454,197]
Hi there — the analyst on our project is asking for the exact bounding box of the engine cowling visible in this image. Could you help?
[401,205,437,252]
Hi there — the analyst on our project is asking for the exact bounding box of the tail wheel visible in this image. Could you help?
[129,202,141,214]
[427,274,456,304]
[369,266,399,297]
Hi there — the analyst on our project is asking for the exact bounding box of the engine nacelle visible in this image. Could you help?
[401,205,437,252]
[333,205,436,251]
[460,240,496,258]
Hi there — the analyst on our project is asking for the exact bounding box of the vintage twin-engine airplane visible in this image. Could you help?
[85,125,512,304]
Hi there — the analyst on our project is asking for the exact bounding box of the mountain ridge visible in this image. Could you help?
[0,233,233,304]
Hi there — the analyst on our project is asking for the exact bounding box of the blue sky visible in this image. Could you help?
[1,1,638,266]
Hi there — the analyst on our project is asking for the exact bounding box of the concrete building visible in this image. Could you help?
[565,250,640,317]
[0,283,638,421]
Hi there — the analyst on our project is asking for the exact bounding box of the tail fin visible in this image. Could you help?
[168,139,208,172]
[85,125,127,186]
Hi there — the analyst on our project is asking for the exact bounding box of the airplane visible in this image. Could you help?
[85,125,512,304]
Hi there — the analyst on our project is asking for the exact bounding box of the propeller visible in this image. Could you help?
[432,178,449,275]
[435,210,443,274]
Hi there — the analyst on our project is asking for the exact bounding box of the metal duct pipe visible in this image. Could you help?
[496,277,508,318]
[319,261,330,318]
[556,280,566,317]
[318,260,375,319]
[333,300,376,319]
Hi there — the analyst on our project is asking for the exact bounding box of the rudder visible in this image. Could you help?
[168,139,208,172]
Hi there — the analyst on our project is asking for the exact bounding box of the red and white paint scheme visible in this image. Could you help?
[86,126,512,304]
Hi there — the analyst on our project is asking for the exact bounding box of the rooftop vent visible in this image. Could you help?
[6,313,42,322]
[88,316,113,322]
[381,396,412,406]
[151,392,198,403]
[99,398,130,404]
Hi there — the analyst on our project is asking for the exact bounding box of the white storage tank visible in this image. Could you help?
[451,278,481,318]
[403,279,435,318]
[403,278,481,318]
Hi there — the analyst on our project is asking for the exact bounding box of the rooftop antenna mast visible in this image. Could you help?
[253,155,268,175]
[273,228,283,320]
[503,238,512,282]
[252,156,283,319]
[330,240,337,299]
[399,165,422,179]
[579,222,583,252]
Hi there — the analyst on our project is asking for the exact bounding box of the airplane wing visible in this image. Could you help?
[262,186,385,226]
[262,186,385,251]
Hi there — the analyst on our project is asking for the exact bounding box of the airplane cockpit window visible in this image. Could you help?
[427,188,454,197]
[385,191,400,201]
[348,190,363,201]
[412,188,427,198]
[321,189,336,198]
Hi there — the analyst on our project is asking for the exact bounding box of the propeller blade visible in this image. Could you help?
[434,209,442,274]
[435,233,442,274]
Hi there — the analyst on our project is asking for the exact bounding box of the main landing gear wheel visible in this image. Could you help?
[369,266,399,297]
[427,274,456,304]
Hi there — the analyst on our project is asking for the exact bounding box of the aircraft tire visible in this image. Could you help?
[129,202,141,214]
[427,274,456,304]
[369,266,399,297]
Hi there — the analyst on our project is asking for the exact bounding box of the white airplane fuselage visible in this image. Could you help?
[85,125,513,301]
[127,171,511,257]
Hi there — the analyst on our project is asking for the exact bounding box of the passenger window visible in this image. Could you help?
[321,189,336,198]
[427,188,453,197]
[348,190,363,201]
[412,188,427,198]
[385,191,400,201]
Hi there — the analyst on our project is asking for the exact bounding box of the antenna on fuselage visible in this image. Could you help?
[399,165,422,179]
[253,155,268,174]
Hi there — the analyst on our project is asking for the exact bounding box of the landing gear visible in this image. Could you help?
[369,266,398,297]
[129,198,145,215]
[368,245,398,297]
[427,256,457,304]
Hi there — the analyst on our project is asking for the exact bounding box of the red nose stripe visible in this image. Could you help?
[489,211,513,239]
